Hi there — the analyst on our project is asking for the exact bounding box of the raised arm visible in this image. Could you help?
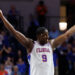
[51,25,75,48]
[0,10,33,52]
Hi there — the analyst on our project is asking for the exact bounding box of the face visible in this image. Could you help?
[18,58,23,63]
[8,47,12,52]
[14,66,18,72]
[0,64,5,70]
[37,30,49,45]
[7,57,11,61]
[18,50,22,55]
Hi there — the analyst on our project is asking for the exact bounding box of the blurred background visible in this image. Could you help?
[0,0,75,75]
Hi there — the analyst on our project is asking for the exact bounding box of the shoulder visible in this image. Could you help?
[27,40,35,53]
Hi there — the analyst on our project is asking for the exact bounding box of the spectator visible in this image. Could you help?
[53,51,58,75]
[5,57,13,75]
[66,43,72,74]
[71,47,75,70]
[14,50,26,63]
[36,0,47,27]
[1,31,9,47]
[0,63,8,75]
[27,14,39,40]
[11,65,21,75]
[66,47,75,75]
[49,26,60,39]
[57,42,68,75]
[5,56,13,64]
[17,58,27,75]
[7,5,20,29]
[2,46,14,60]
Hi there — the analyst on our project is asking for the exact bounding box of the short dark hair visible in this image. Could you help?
[36,27,48,36]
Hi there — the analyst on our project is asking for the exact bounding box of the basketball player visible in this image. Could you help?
[0,10,75,75]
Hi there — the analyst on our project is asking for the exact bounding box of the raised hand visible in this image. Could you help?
[0,9,3,17]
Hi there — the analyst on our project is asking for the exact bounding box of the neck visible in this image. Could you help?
[37,41,45,45]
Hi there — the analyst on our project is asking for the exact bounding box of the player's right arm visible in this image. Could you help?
[0,10,33,53]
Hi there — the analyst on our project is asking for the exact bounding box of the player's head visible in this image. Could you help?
[36,27,49,45]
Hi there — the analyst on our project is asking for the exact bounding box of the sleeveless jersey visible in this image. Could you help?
[30,41,54,75]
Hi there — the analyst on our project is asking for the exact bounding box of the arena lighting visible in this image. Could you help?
[59,22,67,31]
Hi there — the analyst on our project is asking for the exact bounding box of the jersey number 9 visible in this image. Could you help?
[42,55,47,62]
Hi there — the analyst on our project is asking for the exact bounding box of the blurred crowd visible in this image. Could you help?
[0,30,29,75]
[0,26,75,75]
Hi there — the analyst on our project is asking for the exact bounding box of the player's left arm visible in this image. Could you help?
[51,25,75,49]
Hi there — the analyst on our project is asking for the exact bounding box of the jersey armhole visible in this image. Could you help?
[27,41,35,54]
[49,39,56,51]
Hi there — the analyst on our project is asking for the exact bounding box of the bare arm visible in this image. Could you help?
[3,46,10,53]
[0,10,33,52]
[0,49,3,54]
[51,25,75,48]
